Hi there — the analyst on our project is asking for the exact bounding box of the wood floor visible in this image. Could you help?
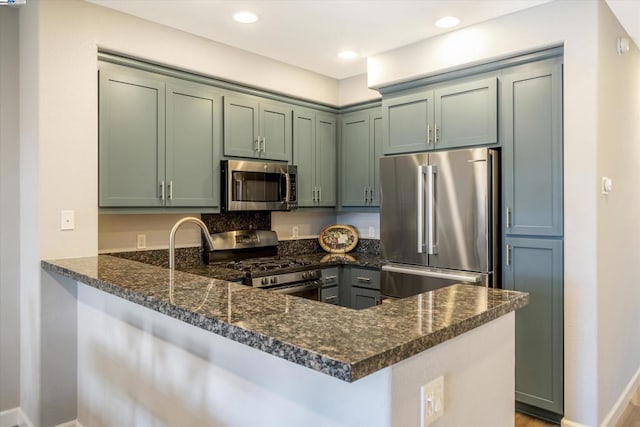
[515,412,558,427]
[515,388,640,427]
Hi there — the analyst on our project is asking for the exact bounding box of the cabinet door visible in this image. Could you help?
[382,90,433,154]
[504,237,563,415]
[340,111,371,207]
[165,83,220,208]
[315,113,337,207]
[99,68,165,207]
[350,287,380,309]
[293,109,315,207]
[223,94,260,158]
[434,77,498,149]
[259,101,292,161]
[351,267,380,290]
[370,112,383,206]
[502,62,563,236]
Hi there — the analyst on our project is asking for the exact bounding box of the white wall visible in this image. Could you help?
[369,1,601,425]
[76,280,514,427]
[18,0,360,424]
[338,73,381,106]
[0,5,20,412]
[596,2,640,425]
[98,214,203,253]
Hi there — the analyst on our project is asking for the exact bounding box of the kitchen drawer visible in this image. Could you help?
[321,267,340,287]
[321,286,339,305]
[350,267,380,290]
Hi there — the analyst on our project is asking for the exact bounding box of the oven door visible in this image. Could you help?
[270,281,321,301]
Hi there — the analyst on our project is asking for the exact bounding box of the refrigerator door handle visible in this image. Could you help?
[417,165,427,253]
[427,165,437,254]
[381,264,482,283]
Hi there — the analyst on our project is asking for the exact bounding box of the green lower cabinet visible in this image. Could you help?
[321,286,339,305]
[504,236,563,416]
[346,267,380,309]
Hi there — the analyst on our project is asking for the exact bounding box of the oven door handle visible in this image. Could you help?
[271,281,321,295]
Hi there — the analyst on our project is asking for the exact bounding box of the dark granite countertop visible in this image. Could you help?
[41,255,528,382]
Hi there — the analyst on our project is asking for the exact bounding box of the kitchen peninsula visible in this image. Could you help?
[42,255,527,426]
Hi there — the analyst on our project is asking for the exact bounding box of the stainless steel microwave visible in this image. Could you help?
[221,160,297,211]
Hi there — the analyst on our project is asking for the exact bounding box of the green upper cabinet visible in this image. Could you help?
[99,63,221,210]
[383,91,434,154]
[165,82,220,207]
[502,61,563,237]
[293,108,337,207]
[340,107,382,207]
[223,94,292,162]
[99,67,166,207]
[382,76,497,154]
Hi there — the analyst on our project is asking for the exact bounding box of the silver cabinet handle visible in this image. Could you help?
[324,295,338,304]
[324,275,337,280]
[318,187,322,202]
[364,187,368,202]
[356,276,371,282]
[506,244,512,266]
[427,124,431,145]
[434,123,439,145]
[160,180,165,200]
[168,181,173,200]
[506,207,511,229]
[369,187,374,202]
[255,136,261,152]
[261,136,266,152]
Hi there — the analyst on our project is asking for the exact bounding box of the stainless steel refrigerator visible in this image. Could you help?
[380,147,498,299]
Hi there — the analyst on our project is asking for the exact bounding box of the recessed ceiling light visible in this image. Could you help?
[435,16,460,29]
[233,11,259,24]
[338,50,358,60]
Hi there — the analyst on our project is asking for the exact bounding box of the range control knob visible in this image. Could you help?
[302,271,309,280]
[270,277,278,284]
[261,277,269,285]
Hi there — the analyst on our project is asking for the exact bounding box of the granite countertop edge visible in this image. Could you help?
[41,256,527,383]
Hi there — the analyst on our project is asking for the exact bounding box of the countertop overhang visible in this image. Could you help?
[41,255,528,382]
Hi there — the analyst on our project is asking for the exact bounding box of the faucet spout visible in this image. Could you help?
[169,217,215,270]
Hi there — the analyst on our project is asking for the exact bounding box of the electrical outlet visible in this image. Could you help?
[292,226,299,238]
[60,210,75,230]
[137,234,147,249]
[368,226,375,237]
[421,376,444,426]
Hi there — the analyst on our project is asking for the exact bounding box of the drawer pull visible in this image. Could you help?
[324,275,337,280]
[356,276,371,282]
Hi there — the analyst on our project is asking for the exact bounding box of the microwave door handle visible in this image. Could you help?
[283,172,291,204]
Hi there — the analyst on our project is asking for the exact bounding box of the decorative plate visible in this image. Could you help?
[318,224,359,253]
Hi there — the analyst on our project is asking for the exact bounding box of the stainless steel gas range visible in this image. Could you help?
[203,230,323,301]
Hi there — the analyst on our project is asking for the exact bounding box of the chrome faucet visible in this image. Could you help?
[169,217,215,270]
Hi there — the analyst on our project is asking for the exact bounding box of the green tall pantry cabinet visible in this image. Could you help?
[501,58,564,419]
[99,63,220,209]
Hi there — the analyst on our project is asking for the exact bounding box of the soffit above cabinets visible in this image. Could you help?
[86,0,552,80]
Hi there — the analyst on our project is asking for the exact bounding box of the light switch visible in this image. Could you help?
[61,210,75,230]
[602,176,613,195]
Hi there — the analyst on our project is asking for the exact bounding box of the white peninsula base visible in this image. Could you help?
[77,282,515,427]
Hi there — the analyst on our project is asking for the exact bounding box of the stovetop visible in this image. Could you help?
[213,256,317,277]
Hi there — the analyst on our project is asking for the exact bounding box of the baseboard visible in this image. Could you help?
[561,420,589,427]
[601,364,640,427]
[0,407,34,427]
[0,408,81,427]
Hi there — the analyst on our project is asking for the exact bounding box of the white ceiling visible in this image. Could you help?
[87,0,555,80]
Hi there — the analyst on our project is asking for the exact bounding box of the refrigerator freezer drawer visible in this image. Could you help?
[380,263,490,299]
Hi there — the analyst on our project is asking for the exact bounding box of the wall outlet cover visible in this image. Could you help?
[60,210,75,231]
[421,376,444,426]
